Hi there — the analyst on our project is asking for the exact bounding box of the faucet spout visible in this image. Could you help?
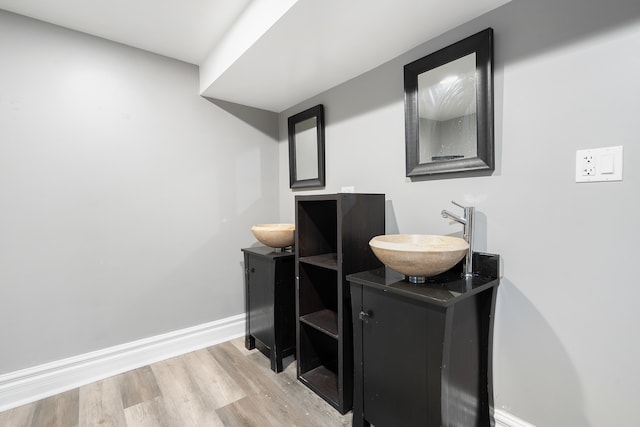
[441,201,475,278]
[441,209,467,225]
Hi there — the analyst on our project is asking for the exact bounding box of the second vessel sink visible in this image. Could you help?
[369,234,469,282]
[251,224,295,248]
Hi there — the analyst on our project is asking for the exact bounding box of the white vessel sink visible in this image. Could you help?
[251,224,295,248]
[369,234,468,279]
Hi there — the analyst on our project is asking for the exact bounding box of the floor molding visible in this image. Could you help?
[494,408,536,427]
[0,314,245,412]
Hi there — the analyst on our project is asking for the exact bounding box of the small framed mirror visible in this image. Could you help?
[288,104,325,188]
[405,28,494,177]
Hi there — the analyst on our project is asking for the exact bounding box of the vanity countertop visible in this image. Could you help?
[346,252,499,307]
[241,246,294,259]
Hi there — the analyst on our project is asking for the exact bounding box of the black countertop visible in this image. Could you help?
[346,252,500,307]
[241,246,295,259]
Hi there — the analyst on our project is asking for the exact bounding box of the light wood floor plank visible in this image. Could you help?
[228,337,254,357]
[216,395,279,427]
[182,349,245,410]
[31,388,79,427]
[118,365,161,409]
[123,396,170,427]
[207,341,271,397]
[79,375,126,427]
[150,353,225,427]
[0,400,35,427]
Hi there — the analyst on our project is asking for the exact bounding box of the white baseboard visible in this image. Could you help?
[0,314,245,412]
[494,408,536,427]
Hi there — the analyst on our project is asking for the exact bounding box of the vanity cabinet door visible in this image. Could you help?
[354,285,446,427]
[243,247,296,373]
[247,255,274,350]
[363,288,428,426]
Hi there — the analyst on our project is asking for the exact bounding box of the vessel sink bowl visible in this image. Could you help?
[251,224,295,248]
[369,234,469,279]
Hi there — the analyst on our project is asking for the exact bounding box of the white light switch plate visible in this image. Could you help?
[576,146,623,182]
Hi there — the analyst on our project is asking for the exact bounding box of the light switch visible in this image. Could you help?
[576,146,623,182]
[599,153,614,174]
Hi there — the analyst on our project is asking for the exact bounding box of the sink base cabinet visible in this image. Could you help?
[349,260,499,427]
[242,247,296,373]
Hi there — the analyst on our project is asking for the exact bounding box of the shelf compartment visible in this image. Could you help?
[300,309,338,339]
[298,262,338,317]
[299,364,339,408]
[297,200,337,258]
[299,253,338,270]
[298,323,339,407]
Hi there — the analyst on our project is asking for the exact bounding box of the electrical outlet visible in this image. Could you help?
[582,154,595,176]
[576,146,623,182]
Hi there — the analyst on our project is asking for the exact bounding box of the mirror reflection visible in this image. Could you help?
[294,117,319,181]
[418,53,477,163]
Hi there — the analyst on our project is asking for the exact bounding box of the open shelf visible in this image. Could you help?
[299,364,339,407]
[298,262,337,317]
[300,309,338,339]
[298,322,339,408]
[297,200,337,258]
[299,253,338,270]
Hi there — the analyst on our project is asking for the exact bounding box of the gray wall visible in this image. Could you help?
[0,11,279,374]
[279,0,640,425]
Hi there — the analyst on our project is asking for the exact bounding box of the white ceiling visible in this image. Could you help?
[0,0,511,112]
[0,0,252,64]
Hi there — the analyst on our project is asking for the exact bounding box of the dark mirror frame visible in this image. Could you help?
[405,28,494,177]
[288,104,325,189]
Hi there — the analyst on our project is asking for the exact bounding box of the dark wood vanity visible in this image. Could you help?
[241,246,296,373]
[295,193,385,414]
[348,253,500,427]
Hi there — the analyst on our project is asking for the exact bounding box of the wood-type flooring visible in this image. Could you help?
[0,337,351,426]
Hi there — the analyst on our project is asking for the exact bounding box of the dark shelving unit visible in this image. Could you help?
[295,193,385,414]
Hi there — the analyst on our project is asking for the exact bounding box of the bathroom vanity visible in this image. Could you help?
[347,253,500,427]
[242,246,296,373]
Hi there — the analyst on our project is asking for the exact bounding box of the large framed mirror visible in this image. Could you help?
[288,104,325,188]
[405,28,494,177]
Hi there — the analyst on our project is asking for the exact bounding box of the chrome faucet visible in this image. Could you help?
[441,201,475,278]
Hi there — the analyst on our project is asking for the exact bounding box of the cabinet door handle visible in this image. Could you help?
[359,311,370,323]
